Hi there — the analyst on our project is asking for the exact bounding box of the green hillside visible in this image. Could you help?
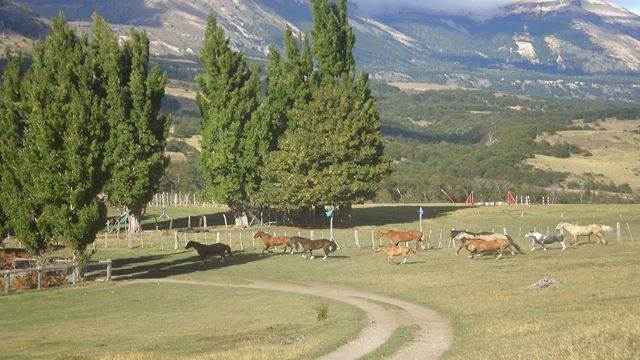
[159,82,640,203]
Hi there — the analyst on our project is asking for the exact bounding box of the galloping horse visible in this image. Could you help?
[186,241,232,262]
[451,229,523,255]
[376,229,425,249]
[555,223,612,245]
[459,238,516,260]
[253,231,294,255]
[375,246,416,265]
[525,231,566,251]
[290,237,338,260]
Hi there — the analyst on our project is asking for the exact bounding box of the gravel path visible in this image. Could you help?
[119,278,453,359]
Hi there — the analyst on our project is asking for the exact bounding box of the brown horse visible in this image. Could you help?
[451,229,523,255]
[290,236,338,260]
[253,231,294,255]
[376,229,425,249]
[186,241,231,262]
[555,222,612,245]
[375,246,416,265]
[459,238,515,260]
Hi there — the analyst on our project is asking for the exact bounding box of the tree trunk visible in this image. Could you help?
[337,204,353,226]
[230,204,249,228]
[127,208,142,234]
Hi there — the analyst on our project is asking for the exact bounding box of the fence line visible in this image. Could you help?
[93,222,637,252]
[2,260,112,296]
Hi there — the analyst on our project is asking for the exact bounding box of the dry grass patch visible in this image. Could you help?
[526,119,640,190]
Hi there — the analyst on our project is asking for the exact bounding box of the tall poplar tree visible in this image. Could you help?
[0,15,107,257]
[252,27,312,208]
[93,14,169,236]
[197,15,260,227]
[263,0,389,224]
[0,54,25,243]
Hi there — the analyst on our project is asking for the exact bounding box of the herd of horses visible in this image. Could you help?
[184,222,613,264]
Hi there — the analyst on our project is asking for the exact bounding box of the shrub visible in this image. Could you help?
[314,301,330,321]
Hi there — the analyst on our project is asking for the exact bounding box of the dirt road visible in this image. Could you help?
[121,279,453,359]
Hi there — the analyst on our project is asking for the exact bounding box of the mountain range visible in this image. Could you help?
[6,0,640,101]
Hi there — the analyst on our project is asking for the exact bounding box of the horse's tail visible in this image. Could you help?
[506,234,524,254]
[329,239,339,252]
[601,225,613,233]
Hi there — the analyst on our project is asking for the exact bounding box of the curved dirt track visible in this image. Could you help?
[120,278,453,359]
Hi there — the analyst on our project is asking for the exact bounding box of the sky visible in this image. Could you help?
[350,0,640,16]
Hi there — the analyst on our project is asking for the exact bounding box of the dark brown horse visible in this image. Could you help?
[376,229,425,249]
[186,241,231,262]
[253,231,294,255]
[290,236,338,260]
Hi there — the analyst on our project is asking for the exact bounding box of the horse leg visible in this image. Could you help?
[496,252,503,261]
[401,256,408,264]
[560,241,567,250]
[309,250,314,260]
[596,232,607,245]
[456,244,465,256]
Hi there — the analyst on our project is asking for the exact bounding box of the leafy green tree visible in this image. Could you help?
[0,15,106,257]
[262,0,389,224]
[196,15,260,227]
[310,0,355,83]
[93,14,169,238]
[0,53,25,243]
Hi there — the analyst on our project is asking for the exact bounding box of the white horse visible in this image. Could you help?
[555,223,612,245]
[525,231,566,251]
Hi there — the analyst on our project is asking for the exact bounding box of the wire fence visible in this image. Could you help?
[92,221,637,252]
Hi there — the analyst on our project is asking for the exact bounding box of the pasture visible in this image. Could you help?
[526,119,640,190]
[1,203,640,359]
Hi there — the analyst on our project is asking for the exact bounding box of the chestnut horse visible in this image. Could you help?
[459,238,515,260]
[253,231,294,255]
[451,229,523,255]
[290,236,338,260]
[375,246,416,265]
[186,241,231,262]
[376,229,425,249]
[555,222,612,245]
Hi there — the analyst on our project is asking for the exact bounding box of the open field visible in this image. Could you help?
[388,82,466,92]
[526,119,640,190]
[2,204,640,359]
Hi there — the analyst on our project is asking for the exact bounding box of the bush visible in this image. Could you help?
[314,301,330,321]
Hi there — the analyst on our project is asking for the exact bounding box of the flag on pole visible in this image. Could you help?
[326,210,334,217]
[418,207,424,216]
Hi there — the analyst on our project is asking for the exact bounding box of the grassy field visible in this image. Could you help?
[2,203,640,359]
[526,119,640,190]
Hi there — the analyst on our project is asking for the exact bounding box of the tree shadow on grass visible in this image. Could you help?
[349,205,463,228]
[111,250,269,281]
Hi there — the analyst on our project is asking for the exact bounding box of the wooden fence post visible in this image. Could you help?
[216,232,220,243]
[37,267,43,290]
[4,273,10,295]
[174,232,179,250]
[371,231,375,250]
[239,233,244,251]
[354,230,360,248]
[106,259,112,281]
[617,222,621,241]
